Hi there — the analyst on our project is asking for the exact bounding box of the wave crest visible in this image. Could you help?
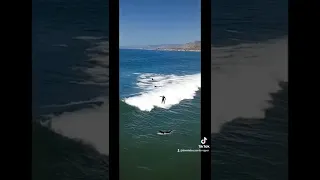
[123,73,201,111]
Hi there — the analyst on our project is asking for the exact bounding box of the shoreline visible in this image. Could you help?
[154,48,201,52]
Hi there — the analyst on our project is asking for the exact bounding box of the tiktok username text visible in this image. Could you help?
[177,149,210,153]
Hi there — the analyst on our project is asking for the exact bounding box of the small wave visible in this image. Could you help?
[137,166,152,171]
[123,73,201,111]
[70,37,109,87]
[69,80,109,86]
[52,44,68,47]
[40,97,105,108]
[157,130,174,136]
[73,36,106,41]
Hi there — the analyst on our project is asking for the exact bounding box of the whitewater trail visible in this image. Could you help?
[46,38,110,156]
[210,38,288,133]
[123,73,201,111]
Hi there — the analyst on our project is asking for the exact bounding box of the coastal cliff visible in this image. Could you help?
[155,41,201,51]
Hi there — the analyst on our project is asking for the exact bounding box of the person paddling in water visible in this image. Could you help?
[160,96,166,104]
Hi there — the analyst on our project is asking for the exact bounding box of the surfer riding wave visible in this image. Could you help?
[122,73,201,111]
[160,96,166,104]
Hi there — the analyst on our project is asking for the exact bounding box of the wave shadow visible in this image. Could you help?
[211,82,288,180]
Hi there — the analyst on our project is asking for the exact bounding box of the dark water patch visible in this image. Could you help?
[212,0,288,46]
[211,82,288,180]
[32,0,110,115]
[32,36,108,116]
[32,0,109,37]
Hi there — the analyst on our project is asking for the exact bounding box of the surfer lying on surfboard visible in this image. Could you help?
[158,130,173,135]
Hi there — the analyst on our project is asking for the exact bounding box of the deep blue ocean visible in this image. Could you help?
[32,0,288,179]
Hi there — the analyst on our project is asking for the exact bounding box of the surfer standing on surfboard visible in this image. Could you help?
[160,96,166,104]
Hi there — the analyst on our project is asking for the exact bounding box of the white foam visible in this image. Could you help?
[211,38,288,133]
[50,100,109,155]
[157,132,172,136]
[156,130,174,135]
[46,39,110,155]
[123,73,201,111]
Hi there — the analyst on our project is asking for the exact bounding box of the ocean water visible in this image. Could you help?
[211,0,288,179]
[119,49,201,180]
[32,0,109,179]
[32,0,288,179]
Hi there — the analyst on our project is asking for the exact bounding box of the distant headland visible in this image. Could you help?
[121,41,201,52]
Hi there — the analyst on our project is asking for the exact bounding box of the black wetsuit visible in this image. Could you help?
[160,96,166,104]
[159,130,172,134]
